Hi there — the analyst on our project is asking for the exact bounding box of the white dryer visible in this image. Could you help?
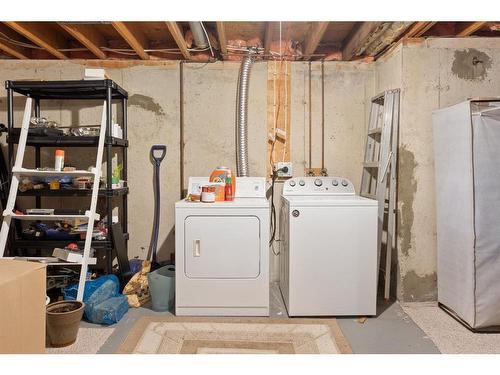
[175,177,269,316]
[279,176,377,316]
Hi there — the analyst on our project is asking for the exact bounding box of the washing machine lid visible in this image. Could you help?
[283,195,377,207]
[176,197,270,209]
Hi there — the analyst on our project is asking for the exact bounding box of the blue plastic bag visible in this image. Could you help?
[63,274,129,325]
[86,295,129,325]
[63,274,119,302]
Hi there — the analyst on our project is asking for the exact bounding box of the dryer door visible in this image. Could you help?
[184,215,261,279]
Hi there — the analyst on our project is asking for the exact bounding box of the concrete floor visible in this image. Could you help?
[47,283,440,354]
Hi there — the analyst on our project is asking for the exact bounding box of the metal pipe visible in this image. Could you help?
[236,54,254,177]
[321,60,325,173]
[180,61,185,198]
[308,61,312,172]
[189,22,208,49]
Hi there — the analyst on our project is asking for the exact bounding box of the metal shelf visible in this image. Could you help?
[3,256,97,266]
[11,233,129,251]
[13,167,96,177]
[18,187,129,197]
[5,78,129,274]
[7,130,128,147]
[5,79,128,100]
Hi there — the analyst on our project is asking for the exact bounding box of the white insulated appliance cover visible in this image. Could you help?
[433,100,500,329]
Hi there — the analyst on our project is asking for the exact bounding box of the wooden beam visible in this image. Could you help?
[342,22,384,61]
[264,22,273,55]
[5,22,67,59]
[0,41,29,59]
[404,22,437,38]
[0,24,30,59]
[215,22,227,57]
[456,22,487,37]
[58,23,107,59]
[166,22,190,60]
[303,22,329,56]
[112,22,150,60]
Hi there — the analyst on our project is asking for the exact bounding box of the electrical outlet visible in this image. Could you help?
[274,162,293,178]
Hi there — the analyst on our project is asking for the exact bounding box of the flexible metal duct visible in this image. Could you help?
[236,55,254,177]
[188,22,208,48]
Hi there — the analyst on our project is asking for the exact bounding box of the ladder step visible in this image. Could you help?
[12,167,96,177]
[363,162,379,168]
[4,257,97,265]
[3,211,100,221]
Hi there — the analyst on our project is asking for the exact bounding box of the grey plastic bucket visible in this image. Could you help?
[147,265,175,312]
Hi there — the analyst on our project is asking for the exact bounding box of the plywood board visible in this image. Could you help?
[267,60,291,178]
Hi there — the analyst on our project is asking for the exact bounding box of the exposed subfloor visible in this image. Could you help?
[47,283,444,354]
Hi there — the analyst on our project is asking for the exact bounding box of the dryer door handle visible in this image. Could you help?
[193,239,201,257]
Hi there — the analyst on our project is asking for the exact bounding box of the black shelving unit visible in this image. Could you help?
[5,79,129,273]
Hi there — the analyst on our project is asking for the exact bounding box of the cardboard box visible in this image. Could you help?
[0,260,46,353]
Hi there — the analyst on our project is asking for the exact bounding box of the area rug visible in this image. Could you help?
[117,316,352,354]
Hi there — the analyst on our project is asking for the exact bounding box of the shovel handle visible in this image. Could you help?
[150,145,167,164]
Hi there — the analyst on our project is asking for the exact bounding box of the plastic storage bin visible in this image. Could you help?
[147,265,175,312]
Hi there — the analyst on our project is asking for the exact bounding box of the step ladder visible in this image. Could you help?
[360,89,400,300]
[0,98,108,301]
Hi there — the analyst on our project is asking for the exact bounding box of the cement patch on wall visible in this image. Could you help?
[128,93,166,116]
[398,145,418,258]
[451,48,492,81]
[401,270,437,301]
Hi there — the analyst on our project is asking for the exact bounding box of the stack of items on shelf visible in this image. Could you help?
[28,115,123,139]
[19,216,109,241]
[17,147,124,193]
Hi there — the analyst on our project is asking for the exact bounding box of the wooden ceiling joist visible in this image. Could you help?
[342,22,384,61]
[303,21,329,56]
[216,22,227,57]
[456,22,487,37]
[58,23,107,59]
[264,22,273,55]
[4,22,67,59]
[166,22,191,60]
[0,41,29,59]
[405,21,437,38]
[112,22,150,60]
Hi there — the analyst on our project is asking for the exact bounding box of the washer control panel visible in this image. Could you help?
[282,177,355,196]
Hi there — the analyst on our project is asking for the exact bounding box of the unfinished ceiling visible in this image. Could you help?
[0,21,498,62]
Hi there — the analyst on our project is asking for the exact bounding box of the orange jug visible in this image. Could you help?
[209,167,236,201]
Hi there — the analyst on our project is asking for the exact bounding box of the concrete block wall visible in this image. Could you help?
[0,60,373,284]
[375,37,500,301]
[3,37,498,300]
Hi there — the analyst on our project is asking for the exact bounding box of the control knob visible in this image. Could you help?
[314,179,323,187]
[332,179,338,186]
[289,180,296,187]
[341,180,348,187]
[299,180,305,186]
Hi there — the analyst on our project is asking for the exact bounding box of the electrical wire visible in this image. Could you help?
[0,30,211,56]
[269,170,278,250]
[198,21,214,58]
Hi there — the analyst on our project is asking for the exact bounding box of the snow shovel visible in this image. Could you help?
[148,145,166,271]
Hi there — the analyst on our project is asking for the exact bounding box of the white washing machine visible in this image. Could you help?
[279,176,378,316]
[175,177,269,316]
